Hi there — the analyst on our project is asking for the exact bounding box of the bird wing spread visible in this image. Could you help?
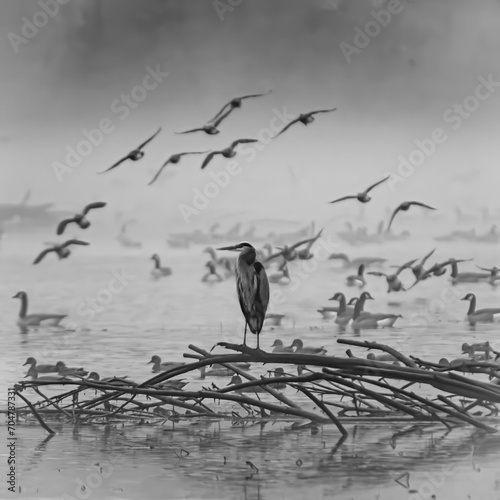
[409,201,436,210]
[137,127,161,150]
[365,175,390,194]
[56,217,77,235]
[99,154,132,173]
[201,152,218,170]
[231,138,258,148]
[33,248,55,265]
[274,117,301,138]
[310,108,338,115]
[386,206,402,231]
[61,239,90,249]
[82,202,107,215]
[329,195,357,204]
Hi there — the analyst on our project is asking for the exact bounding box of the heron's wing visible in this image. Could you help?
[98,154,132,173]
[419,248,436,266]
[310,107,338,116]
[62,239,90,249]
[367,272,387,278]
[175,127,204,134]
[212,107,234,128]
[56,217,77,235]
[200,152,218,170]
[253,262,270,329]
[364,175,390,194]
[273,117,301,138]
[408,201,436,210]
[386,205,402,231]
[395,259,418,276]
[82,202,107,215]
[231,138,258,148]
[33,248,55,265]
[136,127,161,151]
[329,195,356,204]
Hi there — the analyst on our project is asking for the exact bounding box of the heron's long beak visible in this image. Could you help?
[217,245,238,251]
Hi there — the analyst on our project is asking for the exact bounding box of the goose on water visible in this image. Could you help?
[151,254,172,278]
[13,291,67,328]
[461,293,500,325]
[351,292,402,330]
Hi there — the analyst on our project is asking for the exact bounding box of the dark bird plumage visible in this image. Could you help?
[201,139,258,169]
[387,201,436,231]
[274,108,337,138]
[217,242,269,348]
[176,107,234,136]
[33,240,89,265]
[98,127,161,173]
[329,175,390,205]
[208,90,272,123]
[148,151,208,185]
[56,202,107,235]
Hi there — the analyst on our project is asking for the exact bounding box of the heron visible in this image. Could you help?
[217,242,270,349]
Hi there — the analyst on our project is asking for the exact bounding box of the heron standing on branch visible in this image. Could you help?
[217,242,270,349]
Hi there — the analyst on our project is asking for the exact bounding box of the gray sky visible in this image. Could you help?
[1,0,500,234]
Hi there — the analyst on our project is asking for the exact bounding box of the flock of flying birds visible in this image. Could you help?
[17,89,500,359]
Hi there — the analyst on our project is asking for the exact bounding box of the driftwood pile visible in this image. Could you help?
[12,339,500,436]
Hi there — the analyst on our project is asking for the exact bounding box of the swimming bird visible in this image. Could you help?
[450,261,489,286]
[13,291,67,328]
[269,367,287,390]
[274,108,337,138]
[317,297,358,319]
[24,367,68,382]
[329,293,357,327]
[461,293,500,325]
[148,151,208,185]
[33,240,89,265]
[227,375,267,393]
[23,357,58,373]
[217,242,270,349]
[56,202,107,235]
[55,361,88,377]
[264,313,285,326]
[387,201,436,231]
[287,339,327,355]
[351,292,402,329]
[87,372,136,386]
[329,175,390,205]
[366,353,400,364]
[346,264,366,287]
[201,139,258,169]
[208,90,272,123]
[199,365,233,378]
[99,127,161,173]
[270,339,294,353]
[148,356,185,373]
[151,253,172,278]
[202,261,223,282]
[155,379,189,390]
[367,259,417,292]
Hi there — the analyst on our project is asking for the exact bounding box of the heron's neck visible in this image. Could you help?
[19,294,28,318]
[467,297,476,315]
[240,248,256,265]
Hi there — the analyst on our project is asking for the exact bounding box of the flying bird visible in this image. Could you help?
[176,108,233,136]
[98,127,161,173]
[387,201,436,231]
[329,176,390,205]
[367,259,417,292]
[201,139,258,170]
[56,202,107,235]
[33,240,89,265]
[217,242,269,348]
[148,151,208,185]
[274,108,337,138]
[208,90,272,123]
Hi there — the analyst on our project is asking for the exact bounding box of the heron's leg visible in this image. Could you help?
[243,321,247,346]
[256,332,260,350]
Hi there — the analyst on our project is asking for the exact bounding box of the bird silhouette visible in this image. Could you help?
[201,139,258,169]
[274,108,337,138]
[56,202,106,235]
[33,240,89,265]
[148,151,208,185]
[329,175,390,205]
[387,201,436,231]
